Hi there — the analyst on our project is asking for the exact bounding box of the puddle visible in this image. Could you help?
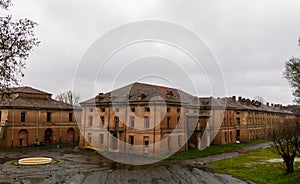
[267,158,300,163]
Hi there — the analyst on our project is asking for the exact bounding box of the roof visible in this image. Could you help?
[0,86,73,110]
[1,86,51,95]
[81,82,200,106]
[0,96,73,110]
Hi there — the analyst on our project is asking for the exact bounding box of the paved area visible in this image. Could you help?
[0,143,272,183]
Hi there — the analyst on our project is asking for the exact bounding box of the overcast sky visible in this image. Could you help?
[6,0,300,105]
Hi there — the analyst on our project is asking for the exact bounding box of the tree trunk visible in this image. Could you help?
[284,158,294,174]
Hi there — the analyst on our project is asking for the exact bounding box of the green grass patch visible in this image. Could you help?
[168,143,248,160]
[212,147,300,184]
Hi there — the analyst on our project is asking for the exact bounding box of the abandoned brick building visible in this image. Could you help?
[0,86,79,148]
[80,82,202,155]
[79,82,296,155]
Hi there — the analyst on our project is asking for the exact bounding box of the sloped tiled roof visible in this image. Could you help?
[0,86,73,110]
[2,86,51,95]
[81,82,200,106]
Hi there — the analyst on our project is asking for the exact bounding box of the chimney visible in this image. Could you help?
[95,93,105,101]
[166,90,174,98]
[238,96,242,101]
[232,96,236,101]
[266,102,269,106]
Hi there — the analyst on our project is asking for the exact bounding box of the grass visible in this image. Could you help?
[168,138,271,160]
[212,147,300,184]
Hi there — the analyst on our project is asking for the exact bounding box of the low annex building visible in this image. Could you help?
[0,86,79,148]
[79,82,296,155]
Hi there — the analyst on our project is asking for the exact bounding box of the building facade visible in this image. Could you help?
[80,82,204,155]
[0,86,79,148]
[79,82,296,155]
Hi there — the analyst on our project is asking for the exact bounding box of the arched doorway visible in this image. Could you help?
[18,129,28,146]
[67,128,75,142]
[44,128,53,144]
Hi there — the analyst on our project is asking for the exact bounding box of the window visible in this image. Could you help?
[115,108,119,112]
[0,111,1,121]
[69,113,73,122]
[144,116,150,129]
[89,108,93,112]
[144,136,149,147]
[88,133,92,143]
[177,108,181,113]
[177,117,181,128]
[236,117,240,125]
[236,111,240,114]
[145,107,150,112]
[178,135,182,148]
[167,107,171,112]
[236,130,240,137]
[115,116,119,125]
[88,116,93,126]
[100,116,105,127]
[21,112,26,122]
[99,134,104,144]
[131,108,135,112]
[130,116,135,128]
[129,135,134,145]
[167,116,171,128]
[47,112,51,122]
[101,108,105,112]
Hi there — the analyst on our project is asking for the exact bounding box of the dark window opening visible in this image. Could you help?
[129,135,134,145]
[21,112,26,122]
[167,116,171,128]
[167,107,171,112]
[69,112,73,122]
[100,116,105,127]
[236,117,240,125]
[47,112,51,122]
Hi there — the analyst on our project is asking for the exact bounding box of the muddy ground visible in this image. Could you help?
[0,143,271,183]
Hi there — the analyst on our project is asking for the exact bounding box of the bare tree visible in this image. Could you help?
[0,0,40,90]
[271,120,300,174]
[284,57,300,103]
[55,91,80,106]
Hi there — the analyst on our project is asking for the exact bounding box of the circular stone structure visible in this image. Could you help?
[18,157,52,165]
